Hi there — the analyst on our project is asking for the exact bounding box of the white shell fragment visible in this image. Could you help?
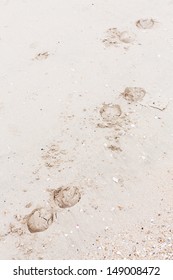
[113,177,119,183]
[53,186,81,208]
[102,28,121,46]
[27,208,54,233]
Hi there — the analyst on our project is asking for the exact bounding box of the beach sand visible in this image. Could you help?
[0,0,173,259]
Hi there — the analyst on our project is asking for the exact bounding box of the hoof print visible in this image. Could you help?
[103,28,135,47]
[53,186,81,208]
[100,104,122,125]
[27,208,53,233]
[136,18,155,29]
[119,31,135,43]
[102,28,121,46]
[121,87,146,102]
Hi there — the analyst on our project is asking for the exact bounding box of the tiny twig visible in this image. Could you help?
[139,102,169,111]
[148,104,168,111]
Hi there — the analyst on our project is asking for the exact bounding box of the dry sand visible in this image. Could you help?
[0,0,173,259]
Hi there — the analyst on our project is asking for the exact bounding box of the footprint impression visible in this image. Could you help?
[98,103,122,128]
[102,18,157,48]
[97,103,128,152]
[121,87,146,103]
[102,28,135,47]
[50,186,81,209]
[34,51,50,60]
[41,144,66,169]
[27,207,54,233]
[97,87,146,152]
[135,18,157,29]
[26,186,81,233]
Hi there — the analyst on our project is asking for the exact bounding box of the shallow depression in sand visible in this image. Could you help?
[100,104,122,125]
[52,186,81,208]
[103,28,135,46]
[136,18,155,29]
[121,87,146,102]
[119,31,135,43]
[27,208,54,233]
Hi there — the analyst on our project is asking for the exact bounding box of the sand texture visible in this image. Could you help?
[0,0,173,259]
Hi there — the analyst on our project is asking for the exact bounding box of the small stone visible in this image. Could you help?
[113,177,119,183]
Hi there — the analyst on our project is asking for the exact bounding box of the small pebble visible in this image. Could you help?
[113,177,119,183]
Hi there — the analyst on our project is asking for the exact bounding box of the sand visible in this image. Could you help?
[0,0,173,259]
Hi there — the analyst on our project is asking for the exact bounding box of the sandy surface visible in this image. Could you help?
[0,0,173,260]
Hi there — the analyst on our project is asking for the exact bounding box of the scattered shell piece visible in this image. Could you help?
[119,31,135,43]
[27,208,54,233]
[52,186,81,208]
[113,177,119,183]
[121,87,146,102]
[136,18,155,29]
[131,124,135,128]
